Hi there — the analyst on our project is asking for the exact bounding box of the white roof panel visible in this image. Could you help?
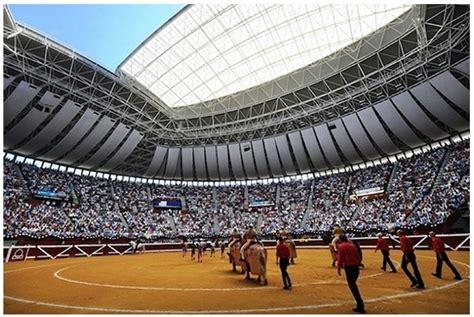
[120,4,411,108]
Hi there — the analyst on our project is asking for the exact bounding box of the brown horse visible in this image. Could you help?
[229,240,245,273]
[241,243,268,285]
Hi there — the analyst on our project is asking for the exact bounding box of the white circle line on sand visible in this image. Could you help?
[5,255,469,313]
[52,259,401,291]
[301,260,401,286]
[53,265,278,291]
[4,275,468,314]
[417,255,470,278]
[3,294,346,314]
[4,262,65,274]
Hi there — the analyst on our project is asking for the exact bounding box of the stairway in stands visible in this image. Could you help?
[405,148,450,220]
[14,163,31,197]
[213,214,220,235]
[169,214,178,236]
[386,161,399,192]
[406,148,451,219]
[429,148,452,195]
[211,187,220,234]
[344,175,352,201]
[69,184,79,205]
[244,185,249,210]
[275,183,281,209]
[300,179,315,229]
[110,182,131,230]
[347,205,362,224]
[256,213,263,233]
[146,185,153,209]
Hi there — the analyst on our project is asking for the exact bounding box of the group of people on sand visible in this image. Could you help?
[144,222,463,314]
[221,223,463,314]
[181,239,218,262]
[327,224,463,314]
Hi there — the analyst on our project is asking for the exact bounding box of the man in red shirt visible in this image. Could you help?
[276,237,292,290]
[397,230,424,289]
[429,231,462,280]
[337,235,365,314]
[375,233,397,273]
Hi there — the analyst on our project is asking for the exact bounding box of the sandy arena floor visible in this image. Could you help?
[3,249,470,314]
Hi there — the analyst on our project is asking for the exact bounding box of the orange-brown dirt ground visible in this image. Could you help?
[3,249,469,314]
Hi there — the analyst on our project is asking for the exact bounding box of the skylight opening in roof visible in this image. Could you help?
[120,4,412,108]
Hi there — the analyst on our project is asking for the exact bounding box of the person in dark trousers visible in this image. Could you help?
[276,237,292,290]
[220,240,226,259]
[429,231,462,280]
[210,240,216,257]
[375,233,397,273]
[397,229,424,289]
[197,240,204,263]
[181,239,187,257]
[337,235,365,314]
[352,239,365,268]
[190,241,196,261]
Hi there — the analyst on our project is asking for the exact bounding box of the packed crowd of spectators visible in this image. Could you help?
[21,163,71,197]
[4,161,31,237]
[232,208,261,231]
[68,174,128,238]
[346,147,448,232]
[172,209,216,237]
[304,173,353,232]
[151,183,183,199]
[348,198,395,232]
[215,185,246,233]
[389,148,446,211]
[4,161,76,238]
[114,180,174,239]
[349,163,394,194]
[3,140,469,239]
[18,203,77,238]
[174,186,215,237]
[248,183,276,205]
[4,161,25,202]
[407,140,469,227]
[127,208,175,239]
[260,180,312,235]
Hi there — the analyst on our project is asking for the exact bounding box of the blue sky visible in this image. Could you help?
[9,4,186,72]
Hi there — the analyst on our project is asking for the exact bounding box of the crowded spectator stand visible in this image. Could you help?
[3,139,469,241]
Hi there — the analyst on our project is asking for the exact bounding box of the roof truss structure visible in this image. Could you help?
[3,4,470,178]
[119,4,412,108]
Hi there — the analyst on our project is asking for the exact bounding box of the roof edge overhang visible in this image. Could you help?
[115,4,192,72]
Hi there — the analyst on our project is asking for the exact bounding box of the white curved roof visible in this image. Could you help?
[119,4,411,108]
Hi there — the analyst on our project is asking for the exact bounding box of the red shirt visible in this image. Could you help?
[376,237,389,251]
[337,241,361,268]
[276,242,290,258]
[431,237,445,252]
[399,235,414,254]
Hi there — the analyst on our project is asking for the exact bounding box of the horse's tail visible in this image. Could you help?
[258,247,267,273]
[258,247,267,282]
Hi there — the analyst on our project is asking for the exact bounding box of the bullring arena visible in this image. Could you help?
[2,3,471,315]
[3,236,470,314]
